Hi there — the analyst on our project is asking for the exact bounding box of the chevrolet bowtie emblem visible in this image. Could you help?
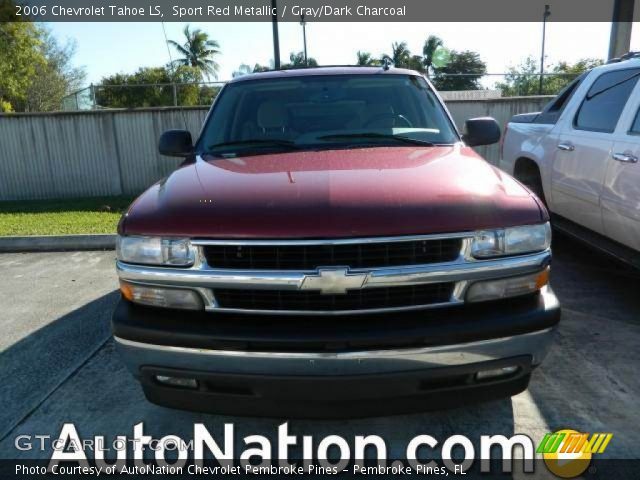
[300,268,369,295]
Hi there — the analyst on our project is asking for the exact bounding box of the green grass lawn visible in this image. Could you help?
[0,196,135,236]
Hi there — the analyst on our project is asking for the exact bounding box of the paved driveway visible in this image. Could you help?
[1,234,639,463]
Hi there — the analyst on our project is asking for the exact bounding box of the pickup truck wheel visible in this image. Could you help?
[514,159,547,207]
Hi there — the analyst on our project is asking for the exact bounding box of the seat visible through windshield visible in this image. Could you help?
[199,74,459,154]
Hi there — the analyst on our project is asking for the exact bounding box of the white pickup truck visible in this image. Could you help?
[501,57,640,266]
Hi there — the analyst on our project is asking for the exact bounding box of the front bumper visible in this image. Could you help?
[112,286,560,417]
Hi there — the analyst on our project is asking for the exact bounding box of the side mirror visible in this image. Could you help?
[158,130,193,157]
[462,117,501,147]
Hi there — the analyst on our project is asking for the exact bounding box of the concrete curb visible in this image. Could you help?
[0,234,116,253]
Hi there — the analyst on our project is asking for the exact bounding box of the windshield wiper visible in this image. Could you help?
[207,139,299,151]
[316,133,435,146]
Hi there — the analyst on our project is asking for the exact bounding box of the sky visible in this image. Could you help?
[46,21,640,88]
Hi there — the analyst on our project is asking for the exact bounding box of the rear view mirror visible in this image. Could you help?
[463,117,501,147]
[158,130,193,157]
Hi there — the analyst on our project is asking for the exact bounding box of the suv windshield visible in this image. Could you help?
[197,74,459,156]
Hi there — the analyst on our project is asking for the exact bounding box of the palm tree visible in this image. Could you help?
[168,25,221,80]
[253,62,272,72]
[382,42,411,68]
[232,63,252,78]
[408,55,426,73]
[285,51,318,68]
[356,51,377,66]
[422,35,444,77]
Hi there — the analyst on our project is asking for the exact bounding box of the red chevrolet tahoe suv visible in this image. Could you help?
[112,67,559,417]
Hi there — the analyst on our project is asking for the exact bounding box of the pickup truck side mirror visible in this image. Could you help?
[158,130,193,157]
[463,117,501,147]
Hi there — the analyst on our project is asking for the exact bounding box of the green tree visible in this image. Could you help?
[382,42,412,69]
[496,56,603,96]
[553,58,603,73]
[0,21,44,111]
[23,30,85,112]
[251,59,275,72]
[407,55,425,73]
[547,58,603,93]
[282,51,318,69]
[197,84,222,105]
[495,56,541,96]
[422,35,449,77]
[95,65,208,108]
[432,50,487,90]
[232,63,252,78]
[381,42,427,72]
[168,25,221,80]
[0,21,86,112]
[356,51,379,66]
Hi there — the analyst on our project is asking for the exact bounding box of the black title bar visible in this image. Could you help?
[2,0,635,22]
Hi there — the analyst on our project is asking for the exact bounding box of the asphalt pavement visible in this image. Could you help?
[0,234,639,463]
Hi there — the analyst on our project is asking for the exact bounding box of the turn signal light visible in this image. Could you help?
[119,280,203,310]
[535,267,550,289]
[466,267,550,303]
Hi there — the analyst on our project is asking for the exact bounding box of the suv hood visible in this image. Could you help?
[120,145,545,238]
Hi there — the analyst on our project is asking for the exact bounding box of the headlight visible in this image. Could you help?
[471,223,551,259]
[116,236,195,266]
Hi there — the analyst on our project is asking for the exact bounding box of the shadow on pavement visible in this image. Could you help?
[550,231,640,325]
[0,338,516,462]
[0,291,120,441]
[527,233,640,458]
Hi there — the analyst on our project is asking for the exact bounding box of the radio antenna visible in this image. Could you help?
[161,21,189,131]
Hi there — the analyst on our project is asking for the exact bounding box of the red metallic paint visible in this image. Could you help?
[119,145,546,239]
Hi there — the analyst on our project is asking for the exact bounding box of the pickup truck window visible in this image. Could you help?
[629,107,640,134]
[535,73,585,124]
[574,68,640,133]
[197,74,459,156]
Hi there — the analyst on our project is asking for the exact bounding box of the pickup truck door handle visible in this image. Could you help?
[557,143,575,152]
[611,152,638,163]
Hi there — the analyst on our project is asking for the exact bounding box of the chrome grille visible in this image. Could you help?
[202,238,462,270]
[213,283,455,312]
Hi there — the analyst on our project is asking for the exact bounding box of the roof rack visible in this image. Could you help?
[607,51,640,63]
[272,64,391,71]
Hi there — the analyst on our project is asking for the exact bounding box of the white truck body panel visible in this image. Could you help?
[501,59,640,253]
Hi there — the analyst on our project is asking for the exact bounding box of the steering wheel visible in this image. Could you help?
[364,113,413,128]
